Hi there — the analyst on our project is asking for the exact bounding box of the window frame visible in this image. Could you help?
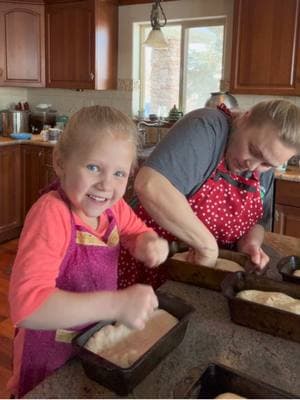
[139,17,227,114]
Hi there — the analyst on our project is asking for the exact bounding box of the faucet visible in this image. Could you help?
[137,120,162,147]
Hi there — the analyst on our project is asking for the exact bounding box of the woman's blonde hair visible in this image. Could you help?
[56,105,139,168]
[247,99,300,149]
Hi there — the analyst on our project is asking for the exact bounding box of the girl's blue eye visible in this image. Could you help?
[115,170,126,178]
[87,164,100,173]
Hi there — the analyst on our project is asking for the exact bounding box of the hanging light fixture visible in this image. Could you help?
[144,0,168,49]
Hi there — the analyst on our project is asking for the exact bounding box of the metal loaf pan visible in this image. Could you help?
[221,272,300,343]
[184,363,294,398]
[72,292,194,396]
[277,255,300,284]
[164,249,250,291]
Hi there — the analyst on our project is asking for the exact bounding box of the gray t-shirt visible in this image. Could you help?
[145,108,274,229]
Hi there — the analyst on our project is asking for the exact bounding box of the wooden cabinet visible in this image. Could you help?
[0,1,45,87]
[45,0,118,89]
[0,145,22,242]
[230,0,300,95]
[21,145,56,221]
[273,179,300,238]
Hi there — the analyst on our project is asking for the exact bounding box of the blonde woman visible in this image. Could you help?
[119,100,300,288]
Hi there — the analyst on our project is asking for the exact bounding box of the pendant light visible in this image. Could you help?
[144,0,168,49]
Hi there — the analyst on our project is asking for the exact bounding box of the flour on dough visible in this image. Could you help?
[85,309,178,368]
[292,269,300,277]
[236,290,300,315]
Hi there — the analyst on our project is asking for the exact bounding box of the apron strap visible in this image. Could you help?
[214,170,257,192]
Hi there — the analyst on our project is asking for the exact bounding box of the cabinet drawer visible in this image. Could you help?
[275,180,300,206]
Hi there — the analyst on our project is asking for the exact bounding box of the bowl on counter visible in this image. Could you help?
[277,256,300,284]
[72,292,194,395]
[10,132,32,140]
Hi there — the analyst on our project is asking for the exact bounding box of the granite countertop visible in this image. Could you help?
[0,135,55,147]
[25,232,300,399]
[275,165,300,182]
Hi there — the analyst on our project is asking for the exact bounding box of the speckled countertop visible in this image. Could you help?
[25,233,300,399]
[275,165,300,182]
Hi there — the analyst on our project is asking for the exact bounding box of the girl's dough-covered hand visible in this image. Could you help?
[134,232,169,268]
[115,284,159,330]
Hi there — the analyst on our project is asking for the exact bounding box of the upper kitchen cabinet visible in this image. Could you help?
[45,0,118,89]
[0,1,45,87]
[230,0,300,95]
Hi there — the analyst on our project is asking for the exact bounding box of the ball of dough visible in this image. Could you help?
[292,269,300,277]
[215,392,246,399]
[172,252,244,272]
[236,290,300,315]
[85,309,178,368]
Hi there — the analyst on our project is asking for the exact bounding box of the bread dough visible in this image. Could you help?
[292,269,300,277]
[84,309,178,368]
[236,290,300,315]
[215,392,246,399]
[172,252,244,272]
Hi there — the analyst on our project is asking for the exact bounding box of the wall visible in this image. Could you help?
[0,0,300,117]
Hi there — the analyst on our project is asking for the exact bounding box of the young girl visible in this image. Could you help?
[8,106,169,397]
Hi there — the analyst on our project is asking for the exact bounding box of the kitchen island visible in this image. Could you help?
[24,234,300,399]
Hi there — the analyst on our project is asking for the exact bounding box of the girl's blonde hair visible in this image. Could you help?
[247,99,300,149]
[56,105,139,167]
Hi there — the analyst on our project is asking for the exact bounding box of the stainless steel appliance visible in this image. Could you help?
[29,106,57,134]
[0,109,30,136]
[205,91,239,109]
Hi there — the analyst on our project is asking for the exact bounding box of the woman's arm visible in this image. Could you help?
[134,166,218,266]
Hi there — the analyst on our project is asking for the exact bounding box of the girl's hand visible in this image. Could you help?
[134,232,169,268]
[115,284,158,330]
[186,248,218,267]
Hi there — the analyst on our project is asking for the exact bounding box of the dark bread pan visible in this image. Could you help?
[165,247,251,291]
[277,255,300,284]
[72,292,194,395]
[221,272,300,343]
[184,363,294,398]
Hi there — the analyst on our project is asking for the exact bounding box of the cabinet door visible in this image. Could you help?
[274,204,300,238]
[230,0,300,95]
[45,0,95,89]
[41,147,56,188]
[21,145,45,221]
[0,145,22,242]
[0,2,45,87]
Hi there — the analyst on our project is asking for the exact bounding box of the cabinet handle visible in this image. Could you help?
[275,209,279,222]
[90,72,95,81]
[38,151,43,157]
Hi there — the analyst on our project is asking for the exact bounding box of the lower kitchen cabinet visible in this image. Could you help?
[0,144,22,242]
[273,179,300,238]
[21,144,56,222]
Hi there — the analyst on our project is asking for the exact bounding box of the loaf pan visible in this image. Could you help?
[184,363,294,398]
[221,272,300,343]
[72,292,194,395]
[164,248,251,291]
[277,256,300,284]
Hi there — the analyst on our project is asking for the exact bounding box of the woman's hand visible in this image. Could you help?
[115,284,158,330]
[237,224,269,273]
[242,244,270,273]
[133,231,169,268]
[186,248,218,267]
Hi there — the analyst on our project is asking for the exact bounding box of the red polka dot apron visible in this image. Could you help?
[118,155,263,290]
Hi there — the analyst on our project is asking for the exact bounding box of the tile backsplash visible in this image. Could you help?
[1,86,300,119]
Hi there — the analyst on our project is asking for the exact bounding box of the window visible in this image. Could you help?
[140,19,225,118]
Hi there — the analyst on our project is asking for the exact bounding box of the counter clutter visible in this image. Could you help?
[24,237,300,399]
